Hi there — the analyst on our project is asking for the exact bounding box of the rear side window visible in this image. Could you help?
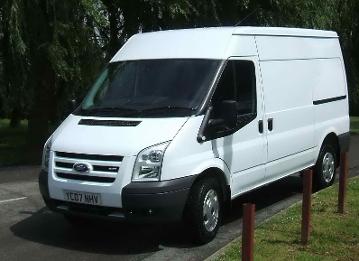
[212,60,256,116]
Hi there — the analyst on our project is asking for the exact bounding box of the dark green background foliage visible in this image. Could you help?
[0,0,358,160]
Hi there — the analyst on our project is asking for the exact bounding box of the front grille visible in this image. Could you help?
[54,151,122,183]
[93,165,119,172]
[55,161,119,173]
[55,162,73,169]
[56,173,115,183]
[56,151,123,162]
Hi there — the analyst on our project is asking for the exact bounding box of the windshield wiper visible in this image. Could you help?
[79,106,196,117]
[137,106,197,117]
[140,106,197,113]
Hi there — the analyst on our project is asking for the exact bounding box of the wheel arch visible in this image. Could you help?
[191,167,231,204]
[316,131,340,167]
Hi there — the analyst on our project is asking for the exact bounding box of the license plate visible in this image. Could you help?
[63,190,102,206]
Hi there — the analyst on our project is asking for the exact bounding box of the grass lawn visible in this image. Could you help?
[216,176,359,261]
[351,116,359,134]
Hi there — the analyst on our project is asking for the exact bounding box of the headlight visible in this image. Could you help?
[132,141,170,182]
[41,137,52,172]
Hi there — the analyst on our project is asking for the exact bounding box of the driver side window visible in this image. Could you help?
[209,60,257,137]
[212,60,256,115]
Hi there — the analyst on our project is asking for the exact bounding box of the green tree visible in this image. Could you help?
[338,0,359,115]
[2,0,105,159]
[0,4,4,117]
[1,0,359,166]
[1,0,29,127]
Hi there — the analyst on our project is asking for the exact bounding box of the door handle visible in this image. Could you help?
[258,120,264,134]
[268,118,274,131]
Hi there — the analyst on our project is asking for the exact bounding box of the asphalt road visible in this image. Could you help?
[1,136,358,261]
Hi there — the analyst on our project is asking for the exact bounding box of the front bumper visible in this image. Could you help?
[39,170,196,223]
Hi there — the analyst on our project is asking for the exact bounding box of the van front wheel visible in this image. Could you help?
[184,177,222,244]
[314,142,337,189]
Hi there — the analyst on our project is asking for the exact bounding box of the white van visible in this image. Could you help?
[39,27,350,243]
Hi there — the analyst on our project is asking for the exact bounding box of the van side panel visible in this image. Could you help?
[255,36,341,60]
[313,58,346,101]
[261,59,316,180]
[313,57,350,154]
[257,34,349,181]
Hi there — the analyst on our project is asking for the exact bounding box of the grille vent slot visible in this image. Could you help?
[56,173,115,183]
[56,152,123,162]
[79,119,141,127]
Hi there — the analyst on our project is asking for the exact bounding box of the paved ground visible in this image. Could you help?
[0,136,358,261]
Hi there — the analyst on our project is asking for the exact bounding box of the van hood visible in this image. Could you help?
[51,114,189,156]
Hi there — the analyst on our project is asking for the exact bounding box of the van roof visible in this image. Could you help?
[140,26,338,38]
[233,26,338,38]
[111,27,339,62]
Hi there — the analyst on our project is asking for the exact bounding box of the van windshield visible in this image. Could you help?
[76,59,221,117]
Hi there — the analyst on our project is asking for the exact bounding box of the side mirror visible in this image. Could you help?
[218,100,237,129]
[197,100,238,143]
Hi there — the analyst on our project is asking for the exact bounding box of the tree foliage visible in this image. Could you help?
[0,0,358,156]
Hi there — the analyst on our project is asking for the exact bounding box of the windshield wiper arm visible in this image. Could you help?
[140,106,197,113]
[85,106,139,112]
[80,106,140,115]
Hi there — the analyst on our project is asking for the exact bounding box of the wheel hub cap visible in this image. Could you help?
[322,152,335,183]
[203,189,219,232]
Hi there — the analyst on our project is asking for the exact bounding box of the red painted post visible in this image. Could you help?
[242,203,255,261]
[301,169,313,245]
[338,152,349,214]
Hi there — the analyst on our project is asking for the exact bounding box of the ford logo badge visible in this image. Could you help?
[73,162,91,173]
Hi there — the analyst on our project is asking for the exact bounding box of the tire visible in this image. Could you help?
[184,177,222,244]
[314,141,338,190]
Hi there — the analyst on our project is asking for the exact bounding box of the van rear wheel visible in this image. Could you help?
[184,177,222,244]
[314,141,338,190]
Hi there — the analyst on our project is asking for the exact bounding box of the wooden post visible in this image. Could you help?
[242,203,255,261]
[301,169,313,245]
[338,152,349,214]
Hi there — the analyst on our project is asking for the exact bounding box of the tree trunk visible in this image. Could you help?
[26,49,54,160]
[23,0,55,163]
[102,0,120,59]
[9,108,21,128]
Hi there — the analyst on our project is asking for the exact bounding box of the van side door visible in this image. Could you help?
[207,57,267,197]
[261,59,315,181]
